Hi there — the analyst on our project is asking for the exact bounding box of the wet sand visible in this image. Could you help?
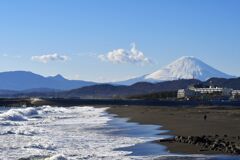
[107,106,240,155]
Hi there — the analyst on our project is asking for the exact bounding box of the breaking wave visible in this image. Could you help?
[0,107,38,121]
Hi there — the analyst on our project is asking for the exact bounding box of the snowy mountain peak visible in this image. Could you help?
[145,56,233,81]
[117,56,235,85]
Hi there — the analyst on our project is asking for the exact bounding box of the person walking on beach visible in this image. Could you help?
[204,114,207,120]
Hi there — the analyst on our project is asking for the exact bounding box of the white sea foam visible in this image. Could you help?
[0,107,39,121]
[0,106,162,160]
[45,154,68,160]
[0,126,40,136]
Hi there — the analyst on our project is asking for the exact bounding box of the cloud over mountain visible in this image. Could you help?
[31,53,68,63]
[98,43,150,65]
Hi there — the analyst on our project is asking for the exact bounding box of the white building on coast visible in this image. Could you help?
[177,85,236,99]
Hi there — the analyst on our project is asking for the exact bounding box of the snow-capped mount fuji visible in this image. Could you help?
[145,56,234,81]
[117,56,235,85]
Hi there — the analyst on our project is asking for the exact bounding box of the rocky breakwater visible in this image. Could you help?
[160,135,240,154]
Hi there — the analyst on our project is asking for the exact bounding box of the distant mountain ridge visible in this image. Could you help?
[58,79,202,98]
[203,77,240,89]
[0,71,96,90]
[55,77,240,99]
[1,77,240,98]
[117,56,234,85]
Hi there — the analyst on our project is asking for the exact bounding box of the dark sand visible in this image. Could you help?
[107,106,240,155]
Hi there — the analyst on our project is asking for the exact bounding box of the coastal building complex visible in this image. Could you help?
[177,86,240,100]
[232,90,240,99]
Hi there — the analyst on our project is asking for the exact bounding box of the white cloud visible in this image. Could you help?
[98,43,151,65]
[31,53,69,63]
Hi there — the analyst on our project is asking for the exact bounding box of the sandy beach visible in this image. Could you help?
[107,106,240,155]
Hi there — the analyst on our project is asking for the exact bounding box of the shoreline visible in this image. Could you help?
[106,105,240,155]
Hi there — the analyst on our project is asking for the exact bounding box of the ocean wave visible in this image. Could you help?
[0,107,39,121]
[39,105,70,114]
[0,127,42,136]
[0,106,161,160]
[24,142,56,150]
[45,154,68,160]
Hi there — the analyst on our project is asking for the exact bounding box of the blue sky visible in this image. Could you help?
[0,0,240,82]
